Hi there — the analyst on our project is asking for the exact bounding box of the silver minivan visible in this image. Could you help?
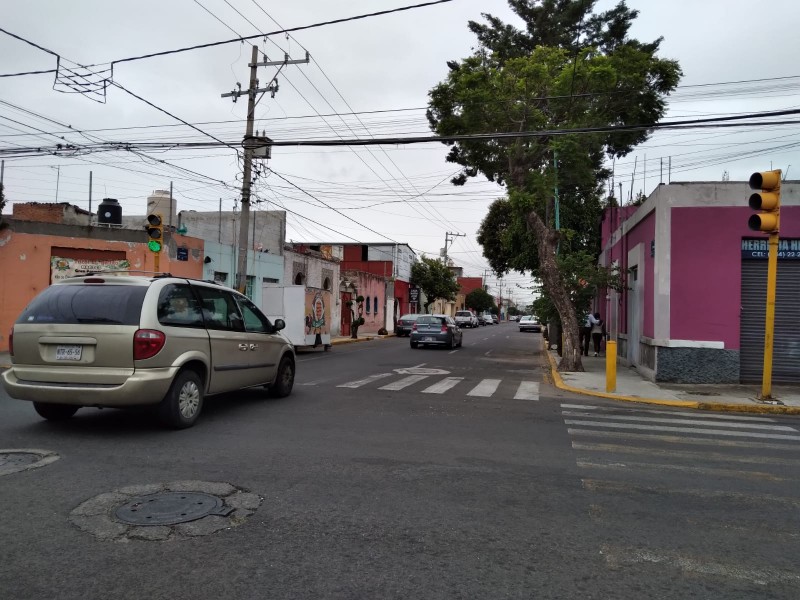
[2,274,295,428]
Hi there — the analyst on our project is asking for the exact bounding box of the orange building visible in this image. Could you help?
[0,204,204,352]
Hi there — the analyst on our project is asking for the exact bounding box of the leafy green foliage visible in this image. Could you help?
[410,256,460,311]
[427,1,681,369]
[465,287,496,314]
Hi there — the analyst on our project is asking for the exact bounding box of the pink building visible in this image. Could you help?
[599,181,800,384]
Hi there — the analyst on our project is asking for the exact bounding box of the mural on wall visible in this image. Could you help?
[304,289,331,347]
[50,256,131,283]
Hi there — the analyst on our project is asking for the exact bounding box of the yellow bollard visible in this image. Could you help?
[605,340,617,393]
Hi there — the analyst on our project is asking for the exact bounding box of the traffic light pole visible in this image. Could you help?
[748,169,781,400]
[761,232,779,399]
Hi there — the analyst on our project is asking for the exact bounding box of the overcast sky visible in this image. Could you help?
[2,0,799,305]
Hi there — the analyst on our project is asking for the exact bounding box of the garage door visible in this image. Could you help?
[740,260,800,383]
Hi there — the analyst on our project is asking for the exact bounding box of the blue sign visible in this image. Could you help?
[177,247,189,261]
[741,238,800,260]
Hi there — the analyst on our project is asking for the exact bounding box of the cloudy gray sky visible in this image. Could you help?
[2,0,799,304]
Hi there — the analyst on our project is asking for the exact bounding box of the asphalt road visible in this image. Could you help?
[1,323,799,599]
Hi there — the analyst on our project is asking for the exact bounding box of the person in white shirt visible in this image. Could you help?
[581,312,599,356]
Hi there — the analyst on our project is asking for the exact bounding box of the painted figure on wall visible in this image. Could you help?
[304,290,331,348]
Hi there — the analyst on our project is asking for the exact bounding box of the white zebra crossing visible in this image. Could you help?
[336,372,539,400]
[514,381,540,400]
[466,379,502,397]
[337,373,392,388]
[379,375,429,391]
[422,377,464,394]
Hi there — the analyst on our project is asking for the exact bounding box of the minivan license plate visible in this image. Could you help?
[56,345,82,361]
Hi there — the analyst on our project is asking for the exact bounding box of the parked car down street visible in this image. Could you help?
[1,274,296,429]
[518,315,542,332]
[395,313,422,337]
[454,310,478,328]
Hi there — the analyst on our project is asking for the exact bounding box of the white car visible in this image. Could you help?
[454,310,478,328]
[519,315,542,332]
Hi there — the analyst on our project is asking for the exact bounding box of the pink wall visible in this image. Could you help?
[604,209,656,338]
[346,271,386,334]
[670,206,800,348]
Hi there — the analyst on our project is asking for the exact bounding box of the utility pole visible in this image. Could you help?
[222,47,306,293]
[443,231,465,265]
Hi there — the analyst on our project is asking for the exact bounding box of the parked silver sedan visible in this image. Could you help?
[410,315,463,349]
[396,313,422,337]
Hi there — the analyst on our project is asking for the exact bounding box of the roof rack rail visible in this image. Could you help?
[79,270,173,277]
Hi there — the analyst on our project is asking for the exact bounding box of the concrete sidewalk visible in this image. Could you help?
[547,349,800,414]
[330,332,395,346]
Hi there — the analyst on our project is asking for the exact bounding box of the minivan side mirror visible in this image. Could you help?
[273,318,286,332]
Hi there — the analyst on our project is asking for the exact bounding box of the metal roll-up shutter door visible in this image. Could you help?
[740,260,800,383]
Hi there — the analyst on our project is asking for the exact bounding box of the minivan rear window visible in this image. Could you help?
[16,284,147,326]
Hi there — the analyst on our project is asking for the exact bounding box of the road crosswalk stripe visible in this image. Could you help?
[422,377,463,394]
[379,374,429,391]
[571,441,800,467]
[561,404,779,422]
[467,379,501,397]
[514,382,540,400]
[576,460,787,482]
[567,428,800,450]
[561,412,797,431]
[337,373,392,388]
[563,419,800,440]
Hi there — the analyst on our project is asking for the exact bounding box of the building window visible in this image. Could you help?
[366,296,371,314]
[213,272,227,284]
[245,275,255,299]
[295,272,305,285]
[262,277,279,284]
[323,277,331,290]
[374,296,379,316]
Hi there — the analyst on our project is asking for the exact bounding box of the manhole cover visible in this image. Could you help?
[394,367,450,375]
[0,452,40,469]
[114,491,233,526]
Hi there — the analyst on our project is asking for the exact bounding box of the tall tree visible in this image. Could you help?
[410,256,460,313]
[465,287,496,314]
[427,0,680,370]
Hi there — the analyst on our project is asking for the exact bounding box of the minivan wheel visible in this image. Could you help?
[270,355,295,398]
[159,369,203,429]
[33,402,79,421]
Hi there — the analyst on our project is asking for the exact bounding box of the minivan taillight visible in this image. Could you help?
[412,323,417,331]
[134,329,166,360]
[8,327,13,357]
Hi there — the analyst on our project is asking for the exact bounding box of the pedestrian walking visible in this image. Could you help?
[591,312,606,357]
[581,312,599,357]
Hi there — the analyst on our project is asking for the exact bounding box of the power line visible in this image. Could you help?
[98,1,455,68]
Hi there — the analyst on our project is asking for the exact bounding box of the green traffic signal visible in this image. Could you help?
[145,213,164,253]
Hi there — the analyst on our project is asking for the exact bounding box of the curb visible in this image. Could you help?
[330,334,396,346]
[545,349,800,415]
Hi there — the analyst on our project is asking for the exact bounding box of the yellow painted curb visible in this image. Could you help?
[546,350,800,414]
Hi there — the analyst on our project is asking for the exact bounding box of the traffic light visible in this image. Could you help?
[748,170,781,233]
[145,213,163,252]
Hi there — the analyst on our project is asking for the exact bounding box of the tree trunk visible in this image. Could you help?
[526,211,584,372]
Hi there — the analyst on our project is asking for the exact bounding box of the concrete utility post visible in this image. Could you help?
[222,47,308,293]
[443,231,464,265]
